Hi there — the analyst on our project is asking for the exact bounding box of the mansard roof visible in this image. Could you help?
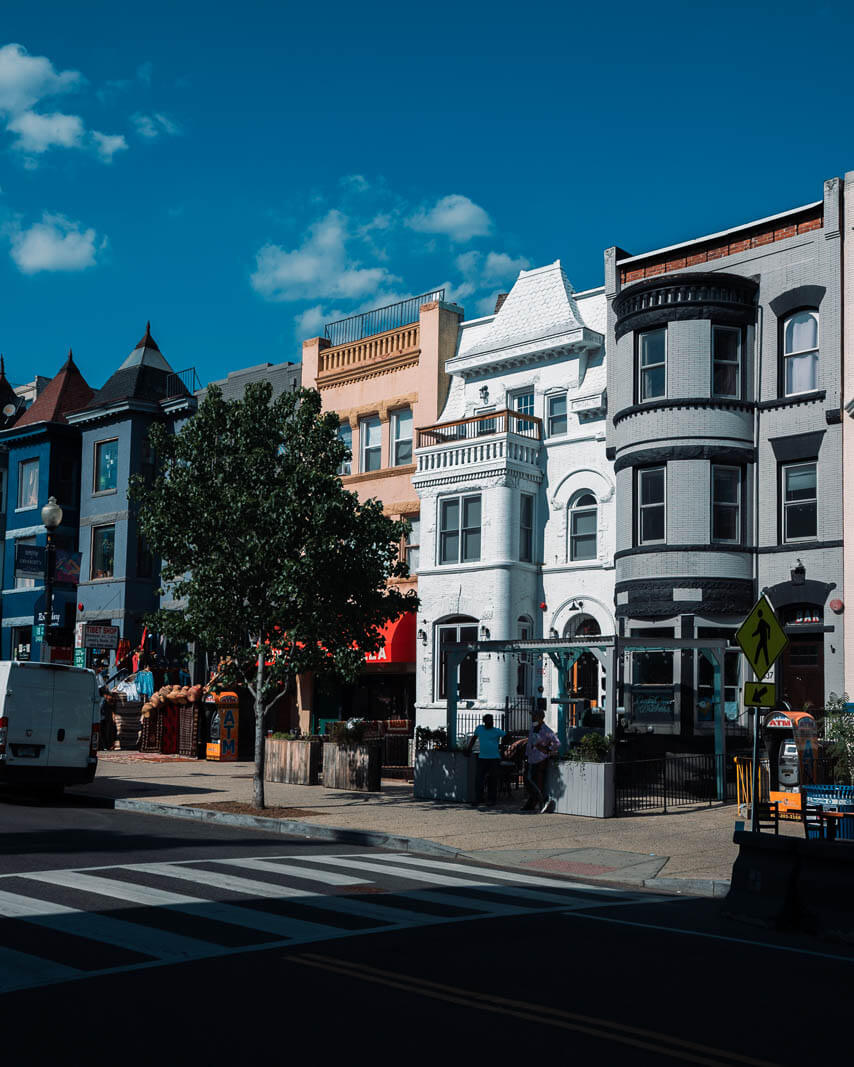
[14,351,94,427]
[456,260,603,369]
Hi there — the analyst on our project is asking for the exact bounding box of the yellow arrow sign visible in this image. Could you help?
[736,596,788,681]
[743,681,777,708]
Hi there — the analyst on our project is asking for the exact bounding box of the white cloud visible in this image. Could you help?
[9,213,103,274]
[91,130,128,162]
[7,110,84,154]
[136,61,152,86]
[132,111,180,139]
[340,174,369,192]
[408,194,492,242]
[0,43,81,116]
[483,250,529,280]
[251,210,398,303]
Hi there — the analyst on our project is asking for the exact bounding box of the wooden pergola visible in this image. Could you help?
[443,634,730,801]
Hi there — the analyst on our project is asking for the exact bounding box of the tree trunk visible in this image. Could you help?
[253,648,266,808]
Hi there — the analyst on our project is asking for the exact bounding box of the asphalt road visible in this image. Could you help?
[1,790,852,1066]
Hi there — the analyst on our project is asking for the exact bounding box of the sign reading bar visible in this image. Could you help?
[736,596,788,681]
[83,624,119,650]
[15,543,44,579]
[743,681,777,708]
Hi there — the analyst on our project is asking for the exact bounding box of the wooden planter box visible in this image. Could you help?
[265,738,322,785]
[322,742,381,792]
[548,760,615,818]
[413,750,476,804]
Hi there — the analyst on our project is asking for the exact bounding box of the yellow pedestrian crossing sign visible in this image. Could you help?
[743,681,777,708]
[736,596,788,681]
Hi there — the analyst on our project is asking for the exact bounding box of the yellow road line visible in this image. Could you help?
[291,953,780,1067]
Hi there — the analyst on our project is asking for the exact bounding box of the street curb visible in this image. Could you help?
[114,799,465,860]
[643,876,730,898]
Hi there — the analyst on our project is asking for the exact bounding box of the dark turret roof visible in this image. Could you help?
[15,351,94,427]
[80,322,185,411]
[0,356,23,427]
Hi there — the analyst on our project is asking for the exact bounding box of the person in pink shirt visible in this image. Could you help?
[507,707,560,813]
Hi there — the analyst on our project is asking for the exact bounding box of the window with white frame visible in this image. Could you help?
[437,617,479,699]
[439,494,481,565]
[475,407,496,436]
[638,467,666,544]
[512,389,535,433]
[569,491,598,560]
[18,458,39,509]
[519,493,534,562]
[337,423,352,475]
[783,310,818,396]
[404,514,419,573]
[712,326,741,399]
[359,415,381,472]
[546,393,567,437]
[711,466,741,544]
[391,408,413,465]
[638,328,666,402]
[782,462,817,542]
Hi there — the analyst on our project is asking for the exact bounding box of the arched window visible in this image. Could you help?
[569,492,598,561]
[783,310,818,396]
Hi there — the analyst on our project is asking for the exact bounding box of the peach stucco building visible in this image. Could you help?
[300,293,463,730]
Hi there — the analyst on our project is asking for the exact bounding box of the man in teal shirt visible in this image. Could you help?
[464,714,506,806]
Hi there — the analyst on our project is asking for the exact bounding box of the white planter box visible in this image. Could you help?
[413,750,475,803]
[548,760,615,818]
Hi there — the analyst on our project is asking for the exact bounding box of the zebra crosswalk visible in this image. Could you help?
[0,852,638,995]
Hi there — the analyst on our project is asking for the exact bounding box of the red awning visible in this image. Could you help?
[365,611,416,664]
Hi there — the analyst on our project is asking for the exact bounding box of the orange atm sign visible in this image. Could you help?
[206,692,239,761]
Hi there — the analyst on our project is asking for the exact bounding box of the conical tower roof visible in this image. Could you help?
[0,356,23,427]
[81,322,182,411]
[15,350,94,427]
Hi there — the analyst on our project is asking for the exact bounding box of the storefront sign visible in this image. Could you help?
[15,543,44,579]
[73,648,86,668]
[364,611,416,664]
[54,549,82,585]
[83,624,119,650]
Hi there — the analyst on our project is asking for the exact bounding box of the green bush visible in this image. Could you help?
[569,732,613,763]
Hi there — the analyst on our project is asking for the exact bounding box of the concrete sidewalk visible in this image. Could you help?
[71,754,776,894]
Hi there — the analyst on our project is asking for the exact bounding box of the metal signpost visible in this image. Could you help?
[736,595,789,831]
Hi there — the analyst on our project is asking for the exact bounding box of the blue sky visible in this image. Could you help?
[1,0,853,392]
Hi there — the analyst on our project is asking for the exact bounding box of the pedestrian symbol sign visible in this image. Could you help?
[743,681,777,708]
[736,596,788,681]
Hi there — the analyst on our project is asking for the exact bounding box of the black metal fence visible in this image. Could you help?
[166,366,201,397]
[324,289,445,346]
[615,753,737,815]
[381,734,411,768]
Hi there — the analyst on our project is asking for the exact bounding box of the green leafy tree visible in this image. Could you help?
[129,383,416,807]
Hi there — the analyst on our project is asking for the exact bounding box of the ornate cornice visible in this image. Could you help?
[613,397,755,426]
[317,348,420,390]
[613,272,758,340]
[342,464,416,486]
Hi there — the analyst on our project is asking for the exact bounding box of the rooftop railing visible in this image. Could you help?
[416,409,542,448]
[166,367,201,398]
[324,289,445,346]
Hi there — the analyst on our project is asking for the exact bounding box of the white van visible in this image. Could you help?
[0,661,100,791]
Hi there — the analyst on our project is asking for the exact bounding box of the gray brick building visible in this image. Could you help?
[196,361,301,404]
[605,177,844,749]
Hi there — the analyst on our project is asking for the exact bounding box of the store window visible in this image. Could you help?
[517,616,533,696]
[18,458,39,509]
[546,393,567,437]
[712,326,741,399]
[711,466,741,544]
[637,467,666,545]
[569,491,598,561]
[437,617,479,699]
[631,628,675,723]
[392,408,413,465]
[519,493,534,562]
[782,462,817,542]
[439,495,481,565]
[360,415,381,472]
[638,328,666,402]
[696,630,741,725]
[337,423,352,476]
[91,524,116,579]
[783,310,818,396]
[94,439,118,493]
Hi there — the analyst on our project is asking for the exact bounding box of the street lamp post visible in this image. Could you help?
[40,495,63,663]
